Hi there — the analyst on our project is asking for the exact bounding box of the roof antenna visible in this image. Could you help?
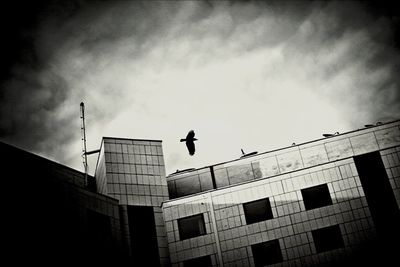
[80,102,89,186]
[80,102,100,188]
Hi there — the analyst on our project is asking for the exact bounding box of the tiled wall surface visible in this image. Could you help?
[1,140,127,264]
[163,194,220,266]
[381,147,400,207]
[46,159,125,260]
[74,186,123,247]
[95,143,107,194]
[97,137,170,266]
[4,119,399,265]
[100,137,168,206]
[162,148,400,266]
[44,156,125,261]
[168,121,400,198]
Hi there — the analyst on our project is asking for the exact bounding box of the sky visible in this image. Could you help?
[0,0,399,176]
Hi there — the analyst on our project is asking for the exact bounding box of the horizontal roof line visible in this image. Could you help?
[103,136,162,142]
[167,118,400,177]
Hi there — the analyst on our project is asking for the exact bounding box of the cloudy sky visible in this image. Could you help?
[1,0,399,176]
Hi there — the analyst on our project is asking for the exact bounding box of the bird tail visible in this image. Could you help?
[180,139,186,142]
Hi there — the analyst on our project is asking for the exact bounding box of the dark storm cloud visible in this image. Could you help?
[0,1,82,157]
[0,0,175,159]
[0,1,399,169]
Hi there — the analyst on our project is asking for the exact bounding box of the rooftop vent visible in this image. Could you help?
[240,149,258,158]
[365,121,382,128]
[322,132,339,138]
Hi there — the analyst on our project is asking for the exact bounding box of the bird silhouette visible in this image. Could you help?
[180,130,198,156]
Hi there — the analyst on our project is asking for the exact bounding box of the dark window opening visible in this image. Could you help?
[128,206,160,266]
[312,225,344,253]
[354,152,400,239]
[178,214,206,240]
[184,255,212,267]
[301,184,332,210]
[251,239,283,267]
[243,198,273,224]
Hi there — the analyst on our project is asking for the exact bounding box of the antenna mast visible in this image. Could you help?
[80,102,88,185]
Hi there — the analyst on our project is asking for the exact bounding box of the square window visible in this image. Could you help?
[312,225,344,253]
[243,198,273,224]
[301,184,332,210]
[184,255,212,267]
[178,214,206,240]
[252,239,283,267]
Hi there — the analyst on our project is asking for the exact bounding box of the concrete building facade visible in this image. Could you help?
[1,141,127,266]
[3,119,399,266]
[2,136,171,266]
[162,120,400,267]
[94,137,170,266]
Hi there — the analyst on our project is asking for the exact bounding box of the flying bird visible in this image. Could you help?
[180,130,198,156]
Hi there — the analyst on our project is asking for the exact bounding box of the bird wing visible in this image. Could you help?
[186,140,195,155]
[186,130,195,140]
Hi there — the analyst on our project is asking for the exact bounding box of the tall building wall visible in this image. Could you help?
[96,137,170,266]
[95,142,108,194]
[73,186,125,264]
[162,120,400,267]
[381,147,400,207]
[1,141,127,265]
[4,117,399,266]
[163,148,400,266]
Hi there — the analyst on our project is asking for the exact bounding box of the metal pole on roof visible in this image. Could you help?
[80,102,88,186]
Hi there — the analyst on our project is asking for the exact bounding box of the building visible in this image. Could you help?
[1,140,126,266]
[163,120,400,267]
[95,137,170,266]
[2,119,399,266]
[2,137,168,266]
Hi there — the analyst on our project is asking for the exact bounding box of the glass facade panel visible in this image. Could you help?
[258,156,280,177]
[325,138,353,161]
[214,167,229,187]
[251,161,263,179]
[199,171,213,191]
[167,181,177,199]
[301,144,329,167]
[277,150,303,173]
[175,175,201,197]
[227,163,254,184]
